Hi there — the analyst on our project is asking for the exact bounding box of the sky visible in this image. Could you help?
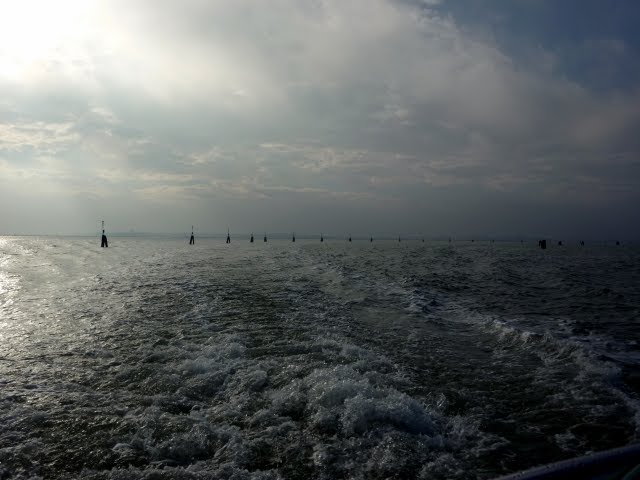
[1,0,639,239]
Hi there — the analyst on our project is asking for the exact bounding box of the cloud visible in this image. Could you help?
[0,0,638,235]
[0,121,78,153]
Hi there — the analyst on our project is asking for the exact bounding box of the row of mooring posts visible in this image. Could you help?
[185,232,427,243]
[538,239,622,249]
[244,233,269,242]
[99,223,623,247]
[212,235,624,247]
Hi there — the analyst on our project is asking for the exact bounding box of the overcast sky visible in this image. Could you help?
[1,0,639,238]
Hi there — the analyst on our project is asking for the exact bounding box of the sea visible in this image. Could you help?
[0,236,639,479]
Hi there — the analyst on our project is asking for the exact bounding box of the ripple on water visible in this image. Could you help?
[0,238,638,479]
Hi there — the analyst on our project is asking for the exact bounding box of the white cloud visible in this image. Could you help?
[0,122,78,152]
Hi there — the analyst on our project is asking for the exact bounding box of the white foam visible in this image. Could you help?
[446,304,640,440]
[66,330,489,479]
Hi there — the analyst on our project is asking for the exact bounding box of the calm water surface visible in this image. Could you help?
[1,237,639,479]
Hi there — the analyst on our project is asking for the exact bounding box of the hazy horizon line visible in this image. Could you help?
[1,232,636,243]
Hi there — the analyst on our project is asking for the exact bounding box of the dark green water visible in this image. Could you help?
[1,237,638,479]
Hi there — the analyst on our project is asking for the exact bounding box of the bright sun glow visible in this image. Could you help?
[0,0,96,81]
